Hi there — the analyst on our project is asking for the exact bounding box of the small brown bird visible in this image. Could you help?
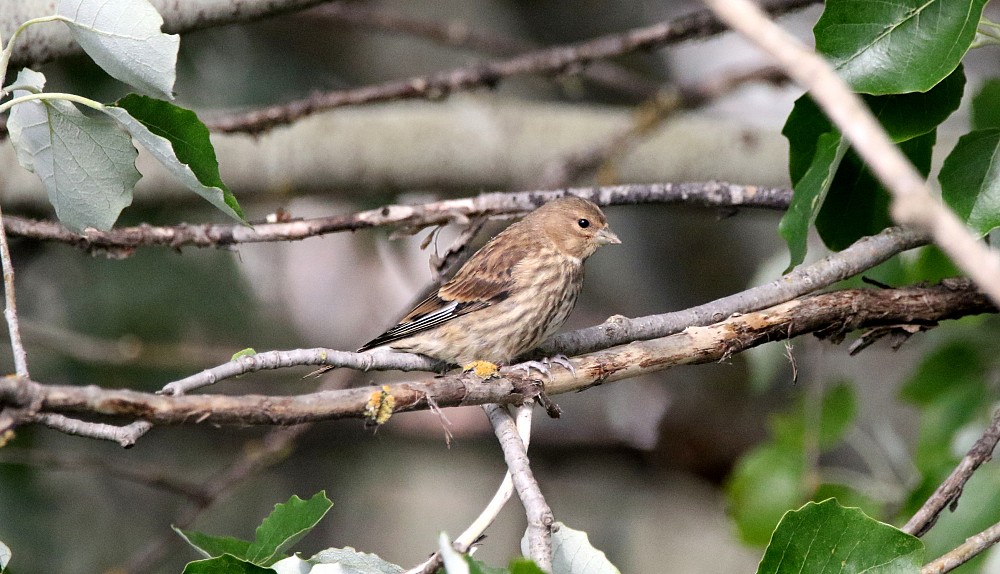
[358,196,620,371]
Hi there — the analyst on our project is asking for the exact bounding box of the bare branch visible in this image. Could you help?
[1,280,991,434]
[0,207,28,376]
[204,0,819,134]
[33,414,150,447]
[6,182,792,254]
[903,407,1000,537]
[921,519,1000,574]
[485,404,552,571]
[701,0,1000,309]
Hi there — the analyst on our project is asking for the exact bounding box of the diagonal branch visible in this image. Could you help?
[903,407,1000,537]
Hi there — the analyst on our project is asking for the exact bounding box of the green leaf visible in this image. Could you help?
[756,499,923,574]
[779,132,849,269]
[728,444,807,546]
[173,526,253,560]
[245,492,333,566]
[508,558,546,574]
[779,67,962,267]
[816,130,935,251]
[232,348,258,361]
[105,95,245,223]
[972,79,1000,130]
[520,522,620,574]
[57,0,179,99]
[940,128,1000,235]
[899,341,984,406]
[467,557,509,574]
[305,547,404,573]
[813,0,987,94]
[769,383,857,450]
[7,69,140,232]
[182,553,274,574]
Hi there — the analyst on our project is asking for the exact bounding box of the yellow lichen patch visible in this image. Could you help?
[463,360,500,379]
[364,385,396,426]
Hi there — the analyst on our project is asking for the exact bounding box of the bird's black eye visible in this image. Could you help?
[577,218,590,229]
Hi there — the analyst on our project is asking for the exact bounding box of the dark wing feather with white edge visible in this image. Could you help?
[356,233,531,352]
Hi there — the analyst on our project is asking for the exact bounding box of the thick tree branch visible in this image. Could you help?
[904,407,1000,537]
[203,0,819,134]
[0,280,991,436]
[701,0,1000,308]
[5,182,792,255]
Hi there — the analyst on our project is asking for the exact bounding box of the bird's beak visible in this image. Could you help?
[595,227,621,245]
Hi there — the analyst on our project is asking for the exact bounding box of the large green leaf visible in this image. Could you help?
[57,0,178,99]
[972,79,1000,130]
[245,492,333,566]
[780,67,963,267]
[105,94,245,223]
[756,499,923,574]
[779,132,849,269]
[727,444,807,545]
[6,69,140,232]
[816,130,935,251]
[814,0,987,94]
[940,128,1000,235]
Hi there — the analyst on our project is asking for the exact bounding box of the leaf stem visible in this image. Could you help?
[0,92,105,115]
[0,16,70,98]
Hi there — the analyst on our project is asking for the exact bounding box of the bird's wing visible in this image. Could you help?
[357,238,529,352]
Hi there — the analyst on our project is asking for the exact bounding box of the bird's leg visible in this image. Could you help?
[505,354,576,380]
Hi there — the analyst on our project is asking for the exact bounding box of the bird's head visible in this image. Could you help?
[530,196,621,260]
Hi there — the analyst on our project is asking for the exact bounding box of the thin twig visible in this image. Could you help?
[407,404,533,574]
[4,182,792,254]
[903,407,1000,536]
[921,519,1000,574]
[485,404,553,571]
[0,280,991,435]
[203,0,819,134]
[701,0,1000,308]
[33,414,151,447]
[0,202,28,376]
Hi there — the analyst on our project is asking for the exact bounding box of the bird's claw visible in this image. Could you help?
[505,354,576,380]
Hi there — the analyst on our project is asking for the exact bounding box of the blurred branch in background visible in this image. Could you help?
[203,0,818,134]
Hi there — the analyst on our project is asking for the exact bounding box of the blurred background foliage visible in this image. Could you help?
[1,0,1000,572]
